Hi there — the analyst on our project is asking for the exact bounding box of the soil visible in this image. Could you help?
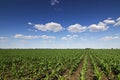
[86,57,94,80]
[101,73,109,80]
[59,55,111,80]
[86,55,109,80]
[70,59,84,80]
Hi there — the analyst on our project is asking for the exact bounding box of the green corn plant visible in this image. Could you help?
[58,75,66,80]
[80,54,87,80]
[90,54,102,80]
[117,74,120,80]
[94,64,102,80]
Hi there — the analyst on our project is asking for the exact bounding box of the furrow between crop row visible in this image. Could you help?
[86,54,94,80]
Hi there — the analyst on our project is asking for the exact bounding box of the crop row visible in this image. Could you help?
[90,49,120,80]
[0,49,84,80]
[0,49,120,80]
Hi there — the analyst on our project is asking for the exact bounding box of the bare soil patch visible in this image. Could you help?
[86,58,94,80]
[70,59,84,80]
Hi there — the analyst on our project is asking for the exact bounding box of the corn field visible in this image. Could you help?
[0,49,120,80]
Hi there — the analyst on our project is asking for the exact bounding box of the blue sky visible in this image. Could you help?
[0,0,120,48]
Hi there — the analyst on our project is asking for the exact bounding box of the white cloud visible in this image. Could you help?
[45,22,63,32]
[0,37,9,42]
[108,17,112,19]
[28,22,32,25]
[14,34,38,39]
[33,22,63,32]
[28,17,120,33]
[51,0,60,6]
[100,36,119,41]
[114,21,120,26]
[103,18,115,24]
[67,24,87,33]
[14,34,56,39]
[61,35,78,40]
[116,17,120,21]
[114,17,120,26]
[88,22,109,32]
[40,35,56,39]
[34,24,47,31]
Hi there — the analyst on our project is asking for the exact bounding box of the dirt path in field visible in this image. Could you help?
[101,73,109,80]
[86,54,109,80]
[69,58,84,80]
[86,57,94,80]
[62,59,84,80]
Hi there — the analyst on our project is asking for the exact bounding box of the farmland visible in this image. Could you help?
[0,49,120,80]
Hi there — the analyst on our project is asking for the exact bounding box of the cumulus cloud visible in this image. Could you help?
[34,24,47,31]
[51,0,60,6]
[30,22,63,32]
[88,22,109,32]
[114,17,120,26]
[28,17,120,33]
[61,35,78,40]
[14,34,56,39]
[100,36,119,41]
[103,18,115,24]
[0,37,9,42]
[67,24,87,33]
[45,22,63,32]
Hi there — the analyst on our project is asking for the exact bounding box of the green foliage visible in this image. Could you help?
[0,49,83,79]
[90,49,120,80]
[80,54,87,80]
[0,49,120,79]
